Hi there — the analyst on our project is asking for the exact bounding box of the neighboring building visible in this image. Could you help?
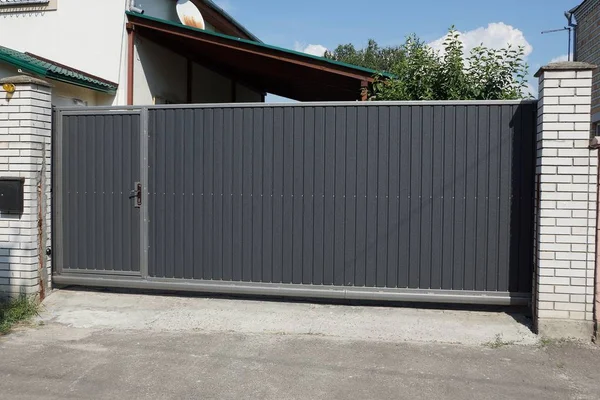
[0,0,380,107]
[570,0,600,132]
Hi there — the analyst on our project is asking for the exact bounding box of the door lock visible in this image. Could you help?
[129,182,142,208]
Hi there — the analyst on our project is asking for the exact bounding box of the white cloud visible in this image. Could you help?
[549,54,572,63]
[429,22,533,57]
[294,42,328,57]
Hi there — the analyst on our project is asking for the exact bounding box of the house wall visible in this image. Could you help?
[574,0,600,125]
[0,0,261,106]
[191,64,233,103]
[133,37,188,105]
[236,82,262,102]
[0,0,128,85]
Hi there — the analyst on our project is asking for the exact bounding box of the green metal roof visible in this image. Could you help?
[0,45,118,94]
[126,12,395,79]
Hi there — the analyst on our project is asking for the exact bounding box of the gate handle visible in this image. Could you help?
[129,182,142,208]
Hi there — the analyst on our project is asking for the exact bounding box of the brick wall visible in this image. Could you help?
[574,0,600,123]
[535,64,597,339]
[0,77,52,299]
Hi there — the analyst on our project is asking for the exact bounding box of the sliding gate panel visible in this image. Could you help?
[56,112,142,274]
[147,103,536,293]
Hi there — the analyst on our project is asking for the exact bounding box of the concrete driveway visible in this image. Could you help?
[1,289,599,399]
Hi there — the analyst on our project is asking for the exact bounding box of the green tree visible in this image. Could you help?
[324,39,405,73]
[324,28,530,101]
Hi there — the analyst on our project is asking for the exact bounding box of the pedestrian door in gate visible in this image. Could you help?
[54,111,142,275]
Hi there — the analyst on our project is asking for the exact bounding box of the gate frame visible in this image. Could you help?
[53,108,144,277]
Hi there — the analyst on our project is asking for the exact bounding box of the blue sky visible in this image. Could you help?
[215,0,579,100]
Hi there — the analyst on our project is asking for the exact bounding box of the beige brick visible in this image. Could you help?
[559,79,592,88]
[539,251,556,260]
[555,269,587,278]
[571,261,590,270]
[542,192,572,201]
[576,70,593,79]
[540,175,571,183]
[538,301,554,310]
[556,201,589,210]
[557,149,592,158]
[555,235,590,244]
[539,201,557,210]
[574,122,592,131]
[555,285,587,294]
[555,218,588,227]
[540,209,571,218]
[537,309,570,318]
[539,293,569,302]
[538,268,555,276]
[560,96,592,105]
[586,295,594,304]
[570,277,587,286]
[575,104,592,113]
[576,87,592,96]
[539,276,570,285]
[544,71,577,79]
[545,105,575,114]
[572,175,592,184]
[542,122,575,131]
[539,218,556,226]
[558,131,591,140]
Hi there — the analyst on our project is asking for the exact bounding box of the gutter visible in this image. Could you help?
[565,10,578,60]
[596,147,600,340]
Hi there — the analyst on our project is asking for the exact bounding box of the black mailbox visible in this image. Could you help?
[0,178,24,214]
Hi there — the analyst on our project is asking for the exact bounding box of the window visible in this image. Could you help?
[0,0,57,13]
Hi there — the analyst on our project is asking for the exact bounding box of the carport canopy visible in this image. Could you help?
[126,12,393,102]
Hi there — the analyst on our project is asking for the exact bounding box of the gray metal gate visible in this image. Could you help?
[53,101,537,305]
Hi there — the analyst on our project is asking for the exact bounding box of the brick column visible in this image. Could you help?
[534,62,597,339]
[0,76,52,300]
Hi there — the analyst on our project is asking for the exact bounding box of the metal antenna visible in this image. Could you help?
[541,27,572,61]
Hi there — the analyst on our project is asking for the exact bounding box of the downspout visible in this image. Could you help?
[126,0,144,105]
[565,11,577,60]
[591,138,600,341]
[594,150,600,341]
[126,23,135,105]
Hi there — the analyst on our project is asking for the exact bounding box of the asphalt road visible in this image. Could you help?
[1,290,599,400]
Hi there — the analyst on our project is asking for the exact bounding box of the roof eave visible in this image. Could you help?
[0,50,117,95]
[46,72,117,94]
[568,0,587,15]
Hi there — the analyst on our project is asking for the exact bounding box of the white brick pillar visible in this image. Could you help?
[534,62,597,339]
[0,76,52,300]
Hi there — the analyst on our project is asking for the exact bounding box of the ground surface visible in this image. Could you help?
[1,289,600,399]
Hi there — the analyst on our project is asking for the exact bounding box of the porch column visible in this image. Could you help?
[0,76,52,300]
[534,62,597,339]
